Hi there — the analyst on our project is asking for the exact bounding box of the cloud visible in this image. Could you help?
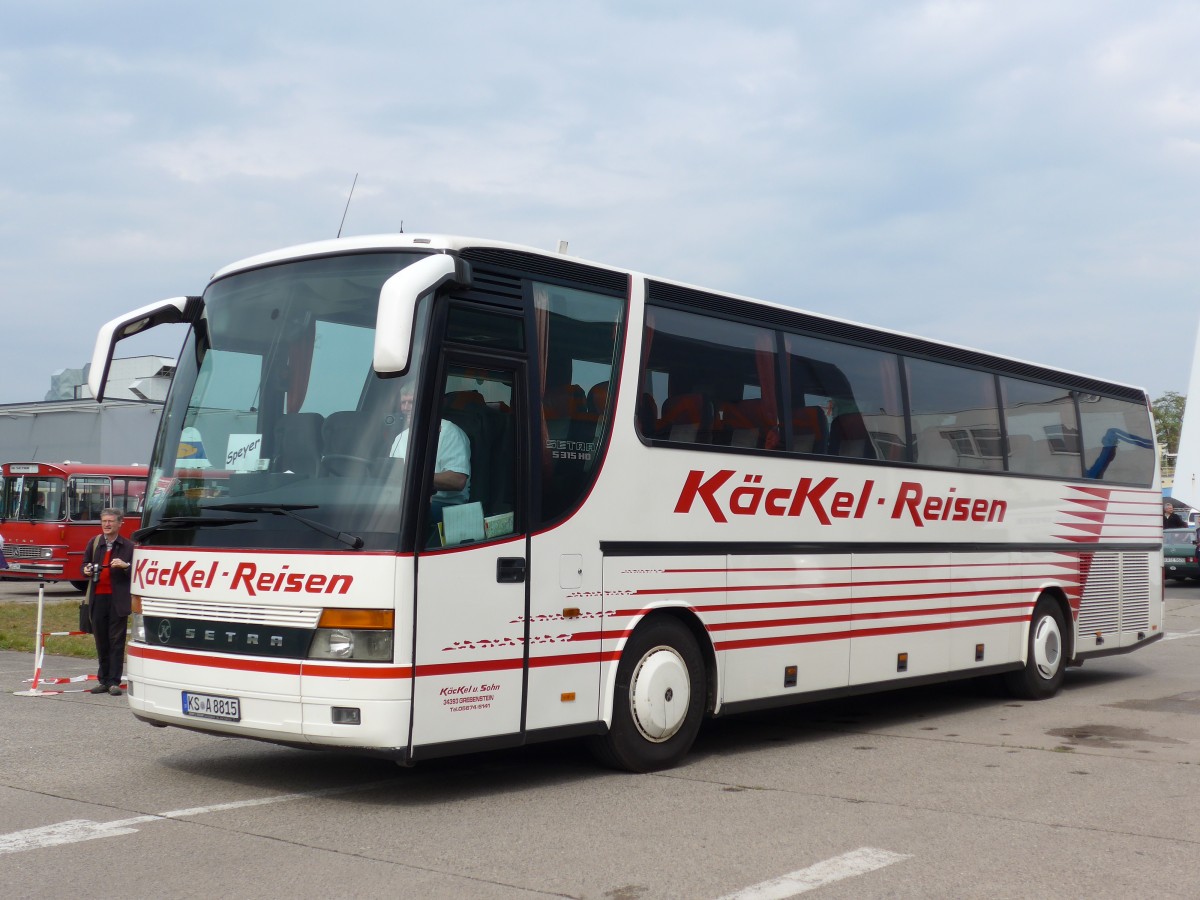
[0,1,1198,409]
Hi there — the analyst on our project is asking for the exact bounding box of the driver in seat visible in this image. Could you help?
[389,386,471,522]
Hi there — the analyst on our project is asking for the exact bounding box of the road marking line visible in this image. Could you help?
[0,780,396,856]
[1161,628,1200,642]
[0,820,142,854]
[716,847,911,899]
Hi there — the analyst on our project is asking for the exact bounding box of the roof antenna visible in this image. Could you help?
[337,173,358,238]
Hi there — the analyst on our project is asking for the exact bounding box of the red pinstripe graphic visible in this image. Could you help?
[130,644,412,679]
[302,662,413,679]
[394,652,622,678]
[847,586,1064,605]
[700,601,1035,633]
[413,656,523,676]
[1055,486,1161,544]
[529,650,621,668]
[612,581,1065,619]
[131,643,617,681]
[134,547,400,558]
[576,596,1036,643]
[633,571,1075,599]
[1053,485,1159,604]
[691,596,852,614]
[663,559,1075,576]
[131,644,300,675]
[574,628,627,643]
[714,614,1030,652]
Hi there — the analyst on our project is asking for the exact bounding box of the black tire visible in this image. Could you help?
[70,580,89,593]
[1003,595,1067,700]
[589,617,705,772]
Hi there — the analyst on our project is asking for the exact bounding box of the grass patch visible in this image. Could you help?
[0,600,97,658]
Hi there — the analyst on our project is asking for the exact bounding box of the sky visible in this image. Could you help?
[2,1,1199,405]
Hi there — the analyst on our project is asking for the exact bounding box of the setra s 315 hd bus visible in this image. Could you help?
[89,235,1162,771]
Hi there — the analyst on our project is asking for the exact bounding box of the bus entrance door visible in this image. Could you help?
[409,362,527,757]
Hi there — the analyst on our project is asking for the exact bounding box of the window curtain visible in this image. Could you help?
[754,331,780,449]
[285,318,315,414]
[533,284,552,476]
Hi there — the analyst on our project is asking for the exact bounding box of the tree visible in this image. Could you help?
[1152,391,1187,454]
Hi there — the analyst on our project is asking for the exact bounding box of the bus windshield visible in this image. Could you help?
[1,475,66,521]
[142,251,431,551]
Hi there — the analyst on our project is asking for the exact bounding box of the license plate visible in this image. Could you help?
[1166,557,1188,563]
[182,691,241,721]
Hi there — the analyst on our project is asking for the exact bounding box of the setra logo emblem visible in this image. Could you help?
[157,619,172,644]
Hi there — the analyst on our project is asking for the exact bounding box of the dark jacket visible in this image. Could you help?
[82,533,135,617]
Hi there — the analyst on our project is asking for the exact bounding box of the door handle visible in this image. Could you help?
[497,557,527,584]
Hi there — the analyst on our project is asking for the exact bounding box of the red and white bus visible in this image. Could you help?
[90,235,1162,771]
[0,461,148,590]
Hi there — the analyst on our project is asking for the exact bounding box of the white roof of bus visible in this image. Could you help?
[211,233,1147,395]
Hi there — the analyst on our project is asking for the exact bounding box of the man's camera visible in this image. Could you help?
[88,563,105,584]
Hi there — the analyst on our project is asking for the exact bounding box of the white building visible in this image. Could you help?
[0,356,170,464]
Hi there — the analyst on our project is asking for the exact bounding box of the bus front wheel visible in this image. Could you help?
[70,581,89,593]
[590,617,705,773]
[1004,595,1067,700]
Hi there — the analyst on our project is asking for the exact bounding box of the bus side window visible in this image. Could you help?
[1076,393,1155,483]
[534,282,625,522]
[906,359,1003,471]
[784,334,904,460]
[640,306,781,451]
[1002,378,1080,477]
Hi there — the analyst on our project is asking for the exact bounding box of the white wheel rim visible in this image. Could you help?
[629,645,691,742]
[1032,614,1062,680]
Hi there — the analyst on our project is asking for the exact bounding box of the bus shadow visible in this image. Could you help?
[153,666,1152,801]
[688,678,1002,762]
[686,663,1148,764]
[155,735,607,805]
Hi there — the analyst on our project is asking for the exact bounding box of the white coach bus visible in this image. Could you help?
[90,235,1162,772]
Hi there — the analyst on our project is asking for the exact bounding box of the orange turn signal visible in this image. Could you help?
[317,608,395,630]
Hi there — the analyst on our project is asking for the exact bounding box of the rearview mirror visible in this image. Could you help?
[374,255,471,375]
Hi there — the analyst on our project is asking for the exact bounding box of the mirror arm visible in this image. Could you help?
[89,296,203,401]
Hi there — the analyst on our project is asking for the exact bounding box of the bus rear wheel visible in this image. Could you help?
[590,617,705,773]
[1004,595,1067,700]
[70,581,89,593]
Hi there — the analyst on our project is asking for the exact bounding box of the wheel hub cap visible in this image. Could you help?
[630,646,691,742]
[1032,615,1062,680]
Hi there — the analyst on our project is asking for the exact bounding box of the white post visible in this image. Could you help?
[31,580,46,690]
[15,580,49,695]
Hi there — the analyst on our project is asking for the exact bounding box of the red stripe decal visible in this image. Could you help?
[129,644,412,679]
[714,615,1029,652]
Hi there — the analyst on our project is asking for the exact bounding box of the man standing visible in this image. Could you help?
[82,508,134,695]
[1164,501,1186,529]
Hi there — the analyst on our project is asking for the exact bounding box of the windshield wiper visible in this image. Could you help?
[205,503,365,550]
[133,515,255,542]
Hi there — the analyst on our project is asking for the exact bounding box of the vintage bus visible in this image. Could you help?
[89,235,1162,771]
[0,461,148,590]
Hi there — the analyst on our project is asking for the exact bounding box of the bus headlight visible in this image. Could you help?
[308,628,393,661]
[131,597,145,642]
[307,608,395,662]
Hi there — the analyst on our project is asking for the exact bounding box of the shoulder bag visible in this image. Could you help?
[78,536,96,635]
